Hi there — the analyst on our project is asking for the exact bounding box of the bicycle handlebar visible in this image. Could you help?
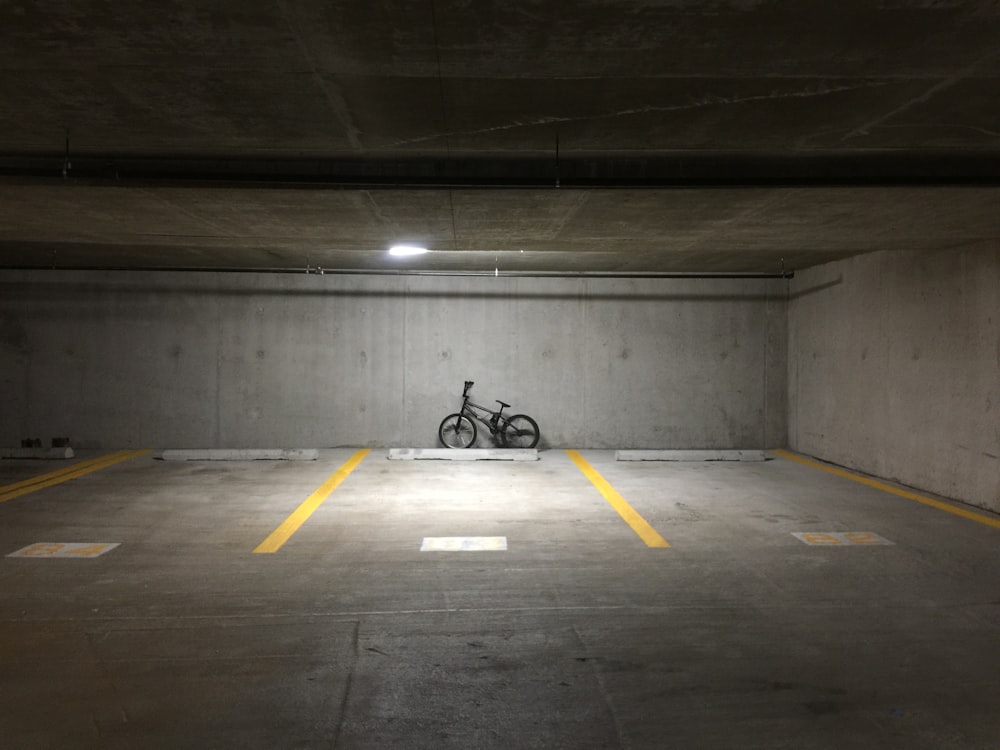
[463,380,474,396]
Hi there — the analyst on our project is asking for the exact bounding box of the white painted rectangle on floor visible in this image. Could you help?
[792,532,893,546]
[420,536,508,552]
[7,542,121,558]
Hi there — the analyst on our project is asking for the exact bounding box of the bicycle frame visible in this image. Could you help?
[461,400,508,436]
[457,380,510,437]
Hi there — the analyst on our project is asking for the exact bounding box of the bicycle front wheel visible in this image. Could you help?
[439,413,476,448]
[501,414,539,448]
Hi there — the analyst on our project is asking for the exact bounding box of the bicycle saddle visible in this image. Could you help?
[496,400,510,408]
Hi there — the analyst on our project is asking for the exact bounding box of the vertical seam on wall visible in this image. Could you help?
[401,278,407,444]
[787,271,795,448]
[763,280,769,450]
[880,258,890,477]
[583,277,589,446]
[22,295,32,432]
[214,272,222,447]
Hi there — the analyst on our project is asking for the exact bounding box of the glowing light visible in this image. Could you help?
[388,245,428,256]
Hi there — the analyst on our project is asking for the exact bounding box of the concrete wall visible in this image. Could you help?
[788,249,1000,513]
[0,271,786,451]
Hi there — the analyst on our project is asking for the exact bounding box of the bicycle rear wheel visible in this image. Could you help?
[501,414,539,448]
[439,413,476,448]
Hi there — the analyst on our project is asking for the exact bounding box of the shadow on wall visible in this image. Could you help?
[0,312,30,353]
[788,275,843,300]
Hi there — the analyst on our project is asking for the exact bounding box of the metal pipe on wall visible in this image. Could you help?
[0,265,794,279]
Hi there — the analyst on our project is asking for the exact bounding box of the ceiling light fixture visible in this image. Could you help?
[388,244,428,256]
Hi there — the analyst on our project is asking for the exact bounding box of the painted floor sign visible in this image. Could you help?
[421,537,508,551]
[792,532,893,546]
[7,542,121,558]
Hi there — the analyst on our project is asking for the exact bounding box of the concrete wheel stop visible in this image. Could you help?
[154,449,319,461]
[616,450,768,462]
[1,446,75,459]
[388,448,538,461]
[2,438,75,459]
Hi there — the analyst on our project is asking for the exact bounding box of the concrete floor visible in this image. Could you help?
[1,449,998,749]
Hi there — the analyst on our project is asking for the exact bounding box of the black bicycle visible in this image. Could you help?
[439,381,540,449]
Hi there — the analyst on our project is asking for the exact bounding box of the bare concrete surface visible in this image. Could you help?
[154,449,319,461]
[0,272,786,452]
[1,449,999,749]
[2,4,1000,276]
[616,450,767,462]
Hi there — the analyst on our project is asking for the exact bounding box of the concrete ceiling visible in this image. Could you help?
[1,1,998,275]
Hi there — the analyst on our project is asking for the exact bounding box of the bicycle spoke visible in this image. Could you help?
[501,414,539,448]
[439,412,476,448]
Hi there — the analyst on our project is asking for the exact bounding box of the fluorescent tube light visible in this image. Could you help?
[389,245,428,256]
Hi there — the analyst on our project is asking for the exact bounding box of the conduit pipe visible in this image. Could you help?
[0,265,793,279]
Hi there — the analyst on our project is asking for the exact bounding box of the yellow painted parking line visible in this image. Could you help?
[0,452,128,494]
[0,450,141,493]
[0,450,151,503]
[254,449,371,554]
[771,449,1000,531]
[566,450,670,548]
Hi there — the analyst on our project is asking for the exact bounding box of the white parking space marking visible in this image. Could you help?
[7,542,121,558]
[420,537,508,551]
[792,532,893,546]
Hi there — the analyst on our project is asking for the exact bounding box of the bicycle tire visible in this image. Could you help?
[501,414,539,448]
[439,413,476,448]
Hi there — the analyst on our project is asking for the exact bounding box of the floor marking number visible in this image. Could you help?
[7,542,121,558]
[792,532,893,546]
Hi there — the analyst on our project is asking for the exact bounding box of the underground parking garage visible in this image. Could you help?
[3,1,1000,748]
[1,253,998,748]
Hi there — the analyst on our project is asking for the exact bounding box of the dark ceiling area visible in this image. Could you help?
[1,1,998,275]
